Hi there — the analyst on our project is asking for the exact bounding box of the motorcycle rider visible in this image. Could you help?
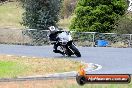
[48,26,64,55]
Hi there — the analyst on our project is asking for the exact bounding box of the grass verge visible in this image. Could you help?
[0,55,82,78]
[0,1,24,28]
[57,17,72,29]
[0,60,25,78]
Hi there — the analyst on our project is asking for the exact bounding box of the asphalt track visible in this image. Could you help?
[0,44,132,74]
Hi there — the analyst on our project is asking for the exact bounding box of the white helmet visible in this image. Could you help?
[48,26,56,32]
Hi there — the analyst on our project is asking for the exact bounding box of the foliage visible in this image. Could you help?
[0,0,7,3]
[0,61,25,78]
[114,13,132,34]
[70,0,127,32]
[21,0,62,30]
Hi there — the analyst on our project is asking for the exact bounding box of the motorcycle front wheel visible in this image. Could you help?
[70,44,81,57]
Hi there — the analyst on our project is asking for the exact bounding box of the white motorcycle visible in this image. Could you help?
[54,31,81,57]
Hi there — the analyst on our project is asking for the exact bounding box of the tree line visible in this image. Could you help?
[1,0,132,33]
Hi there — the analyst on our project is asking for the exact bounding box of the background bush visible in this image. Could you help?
[21,0,62,30]
[70,0,127,32]
[114,12,132,34]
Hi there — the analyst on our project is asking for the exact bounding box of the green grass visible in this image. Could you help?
[0,2,24,28]
[0,55,82,78]
[0,61,26,78]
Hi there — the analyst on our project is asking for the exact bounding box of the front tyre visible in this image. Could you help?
[70,44,81,57]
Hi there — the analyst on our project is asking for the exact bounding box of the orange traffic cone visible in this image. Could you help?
[79,65,86,76]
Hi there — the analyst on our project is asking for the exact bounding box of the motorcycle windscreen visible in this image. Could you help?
[58,32,72,41]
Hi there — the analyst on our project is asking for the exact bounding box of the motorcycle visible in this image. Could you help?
[51,31,81,57]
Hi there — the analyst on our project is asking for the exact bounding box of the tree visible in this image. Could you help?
[20,0,62,45]
[0,0,8,3]
[21,0,62,30]
[70,0,127,32]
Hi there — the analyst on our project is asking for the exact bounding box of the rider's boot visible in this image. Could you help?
[53,50,65,56]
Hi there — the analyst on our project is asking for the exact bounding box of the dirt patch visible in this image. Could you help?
[0,79,76,88]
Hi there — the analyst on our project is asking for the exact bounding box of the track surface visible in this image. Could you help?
[0,44,132,74]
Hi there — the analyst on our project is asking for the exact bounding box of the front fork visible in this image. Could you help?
[59,41,75,55]
[60,45,72,55]
[67,41,76,54]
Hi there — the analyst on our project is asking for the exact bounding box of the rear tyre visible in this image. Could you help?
[70,44,81,57]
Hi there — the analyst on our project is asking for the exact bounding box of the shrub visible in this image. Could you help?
[70,0,127,32]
